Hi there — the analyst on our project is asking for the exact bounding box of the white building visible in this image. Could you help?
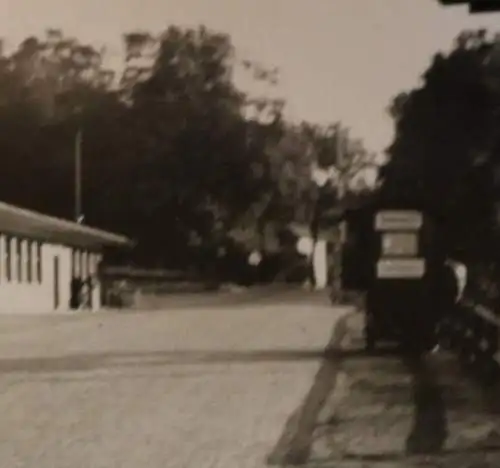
[0,200,132,313]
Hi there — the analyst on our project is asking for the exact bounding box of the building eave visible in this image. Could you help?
[0,201,134,249]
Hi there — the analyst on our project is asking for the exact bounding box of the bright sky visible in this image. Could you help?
[2,0,500,154]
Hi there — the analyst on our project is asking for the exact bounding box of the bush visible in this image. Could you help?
[464,261,500,314]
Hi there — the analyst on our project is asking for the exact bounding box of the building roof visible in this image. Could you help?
[0,201,134,249]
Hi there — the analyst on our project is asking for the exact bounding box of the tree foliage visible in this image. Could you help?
[382,29,500,260]
[0,26,375,271]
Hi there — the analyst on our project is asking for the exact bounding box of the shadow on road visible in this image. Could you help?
[266,311,353,466]
[0,318,388,376]
[403,355,448,455]
[266,310,496,466]
[0,347,390,375]
[0,349,339,374]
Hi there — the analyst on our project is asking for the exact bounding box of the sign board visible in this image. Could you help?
[382,232,418,256]
[376,258,425,279]
[375,210,423,231]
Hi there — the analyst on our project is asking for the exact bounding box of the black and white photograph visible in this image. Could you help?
[0,0,500,467]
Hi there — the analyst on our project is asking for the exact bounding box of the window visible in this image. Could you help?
[16,238,22,282]
[26,240,32,283]
[5,236,10,282]
[36,242,42,283]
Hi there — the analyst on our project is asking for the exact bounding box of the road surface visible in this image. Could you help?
[0,289,499,467]
[0,289,346,468]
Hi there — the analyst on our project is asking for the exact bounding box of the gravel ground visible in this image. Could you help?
[303,312,500,468]
[0,290,347,468]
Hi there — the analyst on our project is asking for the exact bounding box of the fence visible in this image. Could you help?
[100,267,220,309]
[437,263,500,380]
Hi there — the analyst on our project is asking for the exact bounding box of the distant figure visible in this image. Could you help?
[432,259,467,353]
[248,250,262,285]
[447,259,467,302]
[86,277,94,309]
[79,280,87,309]
[80,277,93,309]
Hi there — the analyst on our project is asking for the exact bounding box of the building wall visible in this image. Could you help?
[0,234,103,314]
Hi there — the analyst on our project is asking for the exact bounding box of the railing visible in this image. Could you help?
[100,266,220,309]
[101,266,196,281]
[438,289,500,380]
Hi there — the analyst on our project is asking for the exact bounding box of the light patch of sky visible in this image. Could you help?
[2,0,500,157]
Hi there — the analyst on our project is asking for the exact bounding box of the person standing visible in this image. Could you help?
[432,258,467,353]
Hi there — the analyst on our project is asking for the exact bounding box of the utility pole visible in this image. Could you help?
[310,162,330,290]
[75,126,83,224]
[332,124,347,302]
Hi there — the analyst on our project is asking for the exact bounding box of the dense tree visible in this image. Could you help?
[0,29,119,219]
[116,26,286,266]
[382,29,500,261]
[0,25,376,274]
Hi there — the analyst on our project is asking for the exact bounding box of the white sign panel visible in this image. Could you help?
[376,258,425,279]
[375,210,423,231]
[382,232,418,256]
